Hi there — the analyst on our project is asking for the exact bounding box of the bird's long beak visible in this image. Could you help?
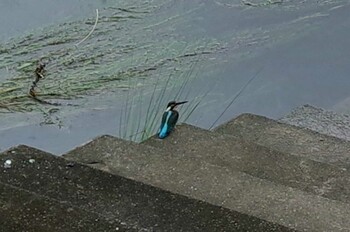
[175,101,188,106]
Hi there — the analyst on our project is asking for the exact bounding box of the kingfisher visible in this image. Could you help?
[158,100,188,139]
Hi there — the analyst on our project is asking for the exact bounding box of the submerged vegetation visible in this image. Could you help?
[0,0,223,114]
[0,0,230,142]
[0,0,290,114]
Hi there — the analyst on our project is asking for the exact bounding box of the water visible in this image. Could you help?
[1,0,350,154]
[0,0,110,41]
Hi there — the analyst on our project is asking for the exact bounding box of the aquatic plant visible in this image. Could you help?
[118,56,263,142]
[0,1,223,114]
[117,52,207,142]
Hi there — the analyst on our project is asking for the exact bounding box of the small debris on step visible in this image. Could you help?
[4,160,12,169]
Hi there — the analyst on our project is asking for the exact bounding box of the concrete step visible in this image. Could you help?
[65,135,350,232]
[0,145,292,232]
[0,182,131,232]
[142,124,350,205]
[279,104,350,141]
[215,113,350,169]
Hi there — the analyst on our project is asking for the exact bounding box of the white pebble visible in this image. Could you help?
[4,160,12,169]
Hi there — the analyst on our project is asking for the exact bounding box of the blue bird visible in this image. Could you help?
[158,100,188,139]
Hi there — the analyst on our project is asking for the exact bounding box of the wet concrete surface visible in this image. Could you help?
[1,0,350,154]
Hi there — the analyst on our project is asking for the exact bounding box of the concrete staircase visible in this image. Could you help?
[1,145,289,232]
[1,105,350,231]
[215,113,350,168]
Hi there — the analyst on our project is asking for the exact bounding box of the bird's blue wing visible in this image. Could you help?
[158,111,179,139]
[159,112,168,130]
[158,111,170,138]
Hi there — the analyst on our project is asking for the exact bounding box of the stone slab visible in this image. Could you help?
[65,135,350,232]
[279,104,350,141]
[141,124,350,204]
[0,145,291,232]
[0,182,131,232]
[215,113,350,168]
